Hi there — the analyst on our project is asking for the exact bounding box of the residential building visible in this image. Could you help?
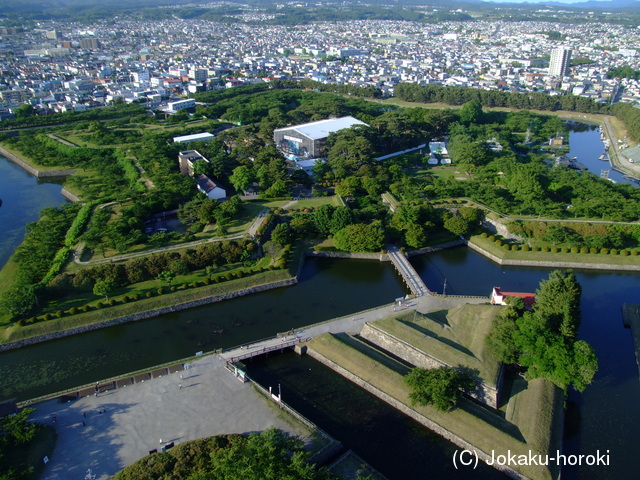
[549,47,572,77]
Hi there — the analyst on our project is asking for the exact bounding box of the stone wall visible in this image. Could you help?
[305,250,388,261]
[0,278,297,352]
[306,347,527,480]
[359,323,499,409]
[406,239,466,258]
[61,188,81,202]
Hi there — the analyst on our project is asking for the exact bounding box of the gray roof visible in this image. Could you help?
[173,132,214,143]
[276,116,368,140]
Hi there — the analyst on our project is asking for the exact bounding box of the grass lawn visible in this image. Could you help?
[291,196,342,209]
[373,305,502,387]
[308,332,561,480]
[470,234,640,267]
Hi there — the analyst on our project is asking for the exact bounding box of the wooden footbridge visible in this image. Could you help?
[386,246,430,297]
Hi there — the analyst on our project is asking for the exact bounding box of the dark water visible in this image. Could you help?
[0,156,68,268]
[247,250,640,480]
[567,124,631,184]
[0,257,408,401]
[247,352,508,480]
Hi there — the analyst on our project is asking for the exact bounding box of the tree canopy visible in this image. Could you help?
[486,270,598,392]
[404,367,475,412]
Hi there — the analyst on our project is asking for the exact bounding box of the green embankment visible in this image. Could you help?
[373,305,501,387]
[308,332,562,480]
[0,270,291,344]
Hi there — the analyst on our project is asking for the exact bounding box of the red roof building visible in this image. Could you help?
[490,287,536,308]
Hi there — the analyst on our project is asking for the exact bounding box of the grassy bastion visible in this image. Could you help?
[305,306,564,480]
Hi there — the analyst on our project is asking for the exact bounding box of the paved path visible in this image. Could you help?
[31,293,488,480]
[33,355,305,480]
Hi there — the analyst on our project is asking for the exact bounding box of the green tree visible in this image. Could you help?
[333,222,385,252]
[405,224,427,249]
[533,270,582,338]
[229,165,254,193]
[13,103,36,119]
[404,367,475,412]
[0,284,38,319]
[93,278,116,301]
[459,100,483,125]
[156,270,176,288]
[443,215,470,237]
[271,223,291,246]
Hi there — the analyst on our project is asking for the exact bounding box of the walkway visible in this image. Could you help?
[29,292,488,480]
[386,245,430,297]
[33,354,307,480]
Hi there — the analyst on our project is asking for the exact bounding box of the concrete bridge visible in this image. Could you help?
[386,245,430,297]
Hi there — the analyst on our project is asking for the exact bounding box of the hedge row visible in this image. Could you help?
[480,233,639,256]
[21,263,290,326]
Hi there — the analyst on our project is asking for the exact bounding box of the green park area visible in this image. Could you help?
[2,81,640,346]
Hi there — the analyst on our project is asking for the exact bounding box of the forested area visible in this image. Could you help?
[394,82,608,113]
[2,85,640,325]
[487,271,598,393]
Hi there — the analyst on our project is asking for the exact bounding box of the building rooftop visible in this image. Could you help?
[276,115,368,140]
[173,132,214,143]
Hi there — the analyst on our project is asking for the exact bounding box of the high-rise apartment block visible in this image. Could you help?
[549,47,572,77]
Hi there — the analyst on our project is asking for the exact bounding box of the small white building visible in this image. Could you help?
[196,174,226,200]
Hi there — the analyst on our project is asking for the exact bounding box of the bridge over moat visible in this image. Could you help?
[386,245,430,297]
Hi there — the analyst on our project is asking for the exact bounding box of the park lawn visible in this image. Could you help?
[291,196,343,209]
[308,332,561,480]
[0,268,292,344]
[470,234,640,266]
[374,306,502,387]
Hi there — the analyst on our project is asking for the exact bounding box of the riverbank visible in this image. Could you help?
[0,145,76,178]
[467,236,640,271]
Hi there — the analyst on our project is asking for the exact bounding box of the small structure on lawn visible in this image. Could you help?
[490,287,536,309]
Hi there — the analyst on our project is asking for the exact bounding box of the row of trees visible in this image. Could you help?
[394,82,607,113]
[486,270,598,392]
[50,238,257,295]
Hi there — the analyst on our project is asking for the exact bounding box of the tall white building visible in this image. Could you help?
[549,47,572,77]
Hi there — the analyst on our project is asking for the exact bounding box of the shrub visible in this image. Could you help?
[225,272,233,280]
[277,260,286,268]
[542,246,550,252]
[590,247,598,254]
[191,281,199,288]
[488,235,495,242]
[522,245,530,252]
[122,296,130,303]
[551,246,559,253]
[237,270,244,278]
[81,305,90,312]
[621,249,629,256]
[96,302,104,309]
[601,248,609,255]
[561,246,569,253]
[69,307,77,315]
[581,247,589,254]
[108,298,117,306]
[146,291,153,298]
[610,248,618,255]
[532,245,540,252]
[632,250,639,256]
[511,245,519,251]
[571,247,579,254]
[258,266,264,272]
[132,293,140,301]
[157,288,164,295]
[214,275,221,283]
[503,244,510,251]
[28,317,36,324]
[495,240,502,247]
[269,265,275,270]
[18,319,26,326]
[54,310,63,318]
[481,232,488,238]
[181,283,188,289]
[203,277,211,285]
[170,286,176,292]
